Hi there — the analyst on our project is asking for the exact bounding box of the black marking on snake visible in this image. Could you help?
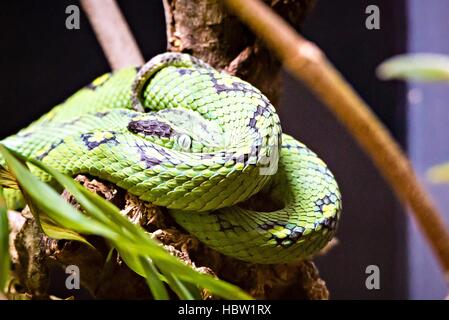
[248,104,271,129]
[218,220,234,232]
[81,131,118,150]
[142,156,162,168]
[312,194,340,230]
[200,153,215,160]
[154,145,171,158]
[36,139,64,160]
[313,215,339,233]
[128,119,172,138]
[95,111,110,118]
[208,72,259,95]
[17,132,33,138]
[259,222,275,231]
[155,145,182,165]
[223,152,236,163]
[212,213,242,233]
[310,164,335,181]
[282,143,306,151]
[177,68,194,76]
[260,222,309,248]
[222,150,252,167]
[248,118,256,128]
[35,118,52,128]
[314,194,339,215]
[59,117,81,128]
[230,152,249,166]
[119,109,136,118]
[315,195,330,207]
[134,142,163,168]
[85,73,112,91]
[86,83,97,90]
[152,145,182,165]
[199,121,209,134]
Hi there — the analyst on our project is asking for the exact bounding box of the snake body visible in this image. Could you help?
[1,53,341,264]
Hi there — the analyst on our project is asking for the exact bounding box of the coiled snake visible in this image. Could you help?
[1,53,341,264]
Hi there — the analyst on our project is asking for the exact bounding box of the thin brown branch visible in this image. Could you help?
[80,0,144,70]
[224,0,449,282]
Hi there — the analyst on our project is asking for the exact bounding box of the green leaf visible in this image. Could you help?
[0,145,253,300]
[0,187,9,294]
[19,184,91,247]
[377,53,449,82]
[40,216,93,248]
[75,190,252,299]
[0,145,117,239]
[164,273,196,300]
[139,256,170,300]
[11,150,135,239]
[157,258,251,300]
[0,166,19,189]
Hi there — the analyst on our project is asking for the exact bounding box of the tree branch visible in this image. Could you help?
[80,0,144,70]
[163,0,314,103]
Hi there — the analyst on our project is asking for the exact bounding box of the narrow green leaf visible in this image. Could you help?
[0,166,19,189]
[40,216,93,248]
[33,164,123,232]
[0,187,9,294]
[139,256,170,300]
[116,245,146,276]
[139,248,253,300]
[13,151,136,240]
[0,145,117,239]
[377,53,449,82]
[105,248,115,264]
[113,232,252,300]
[6,292,30,300]
[164,273,195,300]
[1,145,253,300]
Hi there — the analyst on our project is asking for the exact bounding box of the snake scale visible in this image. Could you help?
[1,53,341,264]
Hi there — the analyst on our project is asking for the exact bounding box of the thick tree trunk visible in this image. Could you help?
[8,0,331,300]
[164,0,314,104]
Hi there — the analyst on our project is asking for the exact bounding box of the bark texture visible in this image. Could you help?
[7,0,332,300]
[9,174,329,299]
[163,0,314,104]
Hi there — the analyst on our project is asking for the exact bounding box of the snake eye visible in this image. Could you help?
[177,134,191,151]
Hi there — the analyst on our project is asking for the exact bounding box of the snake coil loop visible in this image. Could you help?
[131,52,211,112]
[1,52,341,264]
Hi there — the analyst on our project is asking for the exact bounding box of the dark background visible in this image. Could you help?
[0,0,410,299]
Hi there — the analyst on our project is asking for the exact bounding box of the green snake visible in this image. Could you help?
[1,53,341,264]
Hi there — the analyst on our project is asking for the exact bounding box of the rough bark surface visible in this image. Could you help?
[7,0,332,300]
[163,0,315,104]
[10,175,329,299]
